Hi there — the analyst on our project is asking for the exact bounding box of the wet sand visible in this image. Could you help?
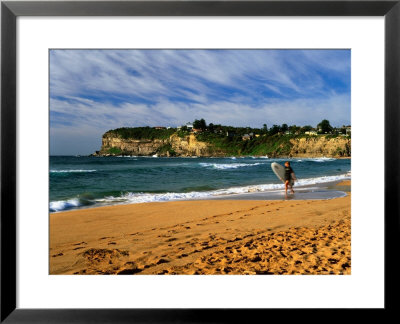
[50,181,351,275]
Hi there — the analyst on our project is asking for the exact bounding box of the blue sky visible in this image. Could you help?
[50,49,351,155]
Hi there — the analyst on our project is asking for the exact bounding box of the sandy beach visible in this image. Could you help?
[50,181,351,275]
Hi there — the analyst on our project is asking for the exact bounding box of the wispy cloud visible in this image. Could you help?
[50,49,351,155]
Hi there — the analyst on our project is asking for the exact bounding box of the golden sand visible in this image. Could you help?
[50,181,351,275]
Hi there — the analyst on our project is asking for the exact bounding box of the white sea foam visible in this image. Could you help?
[50,164,351,211]
[115,155,138,159]
[49,198,82,212]
[311,157,336,162]
[199,162,264,170]
[50,169,97,173]
[50,172,350,212]
[263,157,337,163]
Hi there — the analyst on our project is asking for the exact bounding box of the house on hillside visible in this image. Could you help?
[192,128,202,133]
[177,122,194,131]
[305,130,317,136]
[153,126,166,130]
[242,134,251,141]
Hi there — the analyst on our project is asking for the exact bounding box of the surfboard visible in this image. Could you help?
[271,162,295,185]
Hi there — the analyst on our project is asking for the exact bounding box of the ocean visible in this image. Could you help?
[49,156,351,212]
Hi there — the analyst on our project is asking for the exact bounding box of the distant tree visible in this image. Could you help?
[317,119,333,134]
[193,119,201,129]
[193,118,207,130]
[263,124,268,133]
[208,123,214,133]
[289,125,300,134]
[300,125,313,133]
[200,119,207,130]
[281,124,289,133]
[105,127,175,140]
[269,124,281,136]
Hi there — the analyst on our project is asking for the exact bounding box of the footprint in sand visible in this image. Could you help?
[117,268,143,275]
[156,258,170,265]
[117,262,143,275]
[73,241,87,246]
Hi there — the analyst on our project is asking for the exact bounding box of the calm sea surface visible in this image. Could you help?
[49,156,351,212]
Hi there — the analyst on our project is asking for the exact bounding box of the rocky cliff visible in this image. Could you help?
[288,137,350,158]
[96,133,214,157]
[93,133,350,158]
[99,135,167,156]
[169,134,214,157]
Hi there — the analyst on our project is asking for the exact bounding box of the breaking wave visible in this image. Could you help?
[199,162,264,170]
[50,173,350,212]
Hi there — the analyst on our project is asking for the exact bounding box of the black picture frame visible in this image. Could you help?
[1,0,399,322]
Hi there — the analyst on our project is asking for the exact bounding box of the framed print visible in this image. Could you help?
[1,0,399,322]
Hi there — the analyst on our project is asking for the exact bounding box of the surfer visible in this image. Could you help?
[284,161,295,196]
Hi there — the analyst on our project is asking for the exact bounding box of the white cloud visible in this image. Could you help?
[50,49,351,154]
[50,94,350,155]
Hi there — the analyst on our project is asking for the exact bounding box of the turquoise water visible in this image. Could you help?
[50,156,351,212]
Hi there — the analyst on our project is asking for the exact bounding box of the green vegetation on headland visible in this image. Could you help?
[96,119,351,157]
[156,143,177,157]
[103,127,175,140]
[106,147,122,155]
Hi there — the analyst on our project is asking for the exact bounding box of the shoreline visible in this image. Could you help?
[88,154,351,159]
[51,176,351,214]
[50,180,351,275]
